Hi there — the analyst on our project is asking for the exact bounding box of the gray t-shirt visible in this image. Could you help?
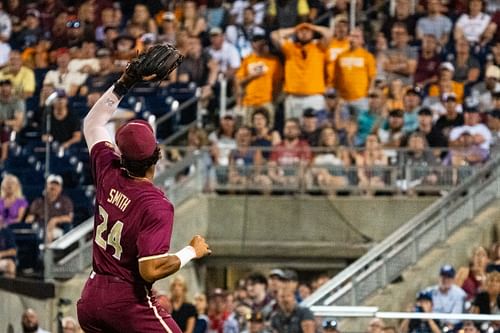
[0,97,24,122]
[270,306,315,333]
[417,15,452,40]
[384,45,418,85]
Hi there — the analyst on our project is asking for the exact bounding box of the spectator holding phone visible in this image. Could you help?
[400,291,441,333]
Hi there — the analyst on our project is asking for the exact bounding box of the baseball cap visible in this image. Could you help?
[283,269,298,281]
[162,12,175,21]
[439,264,456,278]
[405,85,422,97]
[303,108,316,118]
[55,89,66,98]
[486,65,500,80]
[325,88,337,98]
[209,27,223,35]
[96,48,111,58]
[490,109,500,119]
[26,9,40,18]
[210,288,227,297]
[269,268,286,279]
[249,311,264,322]
[389,109,404,118]
[322,319,339,330]
[55,48,70,57]
[416,290,433,301]
[441,92,457,102]
[418,107,432,116]
[141,33,156,44]
[464,107,479,113]
[439,62,455,72]
[115,119,157,161]
[0,79,12,86]
[47,174,63,185]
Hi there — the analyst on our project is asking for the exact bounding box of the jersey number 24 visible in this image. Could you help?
[95,205,124,260]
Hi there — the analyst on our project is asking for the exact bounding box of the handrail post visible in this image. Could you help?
[219,74,227,116]
[349,0,356,31]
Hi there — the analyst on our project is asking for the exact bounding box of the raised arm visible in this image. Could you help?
[271,27,296,49]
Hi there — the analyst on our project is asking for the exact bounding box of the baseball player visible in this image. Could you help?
[77,45,211,332]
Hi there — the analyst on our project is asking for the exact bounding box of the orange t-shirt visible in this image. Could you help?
[281,39,327,95]
[333,47,376,101]
[428,81,464,103]
[326,38,350,87]
[236,53,282,106]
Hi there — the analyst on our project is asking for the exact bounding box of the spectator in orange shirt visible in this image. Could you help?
[271,22,332,120]
[333,27,377,114]
[236,31,282,127]
[427,62,464,104]
[326,15,350,87]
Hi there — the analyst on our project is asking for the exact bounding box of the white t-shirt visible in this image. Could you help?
[68,58,100,74]
[208,41,241,73]
[455,13,491,43]
[449,123,492,150]
[0,42,10,67]
[43,69,88,94]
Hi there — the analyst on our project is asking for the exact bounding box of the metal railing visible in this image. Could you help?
[302,153,500,307]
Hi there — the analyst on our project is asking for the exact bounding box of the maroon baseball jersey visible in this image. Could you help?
[90,141,174,286]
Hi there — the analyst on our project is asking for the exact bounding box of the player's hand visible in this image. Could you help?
[189,235,211,258]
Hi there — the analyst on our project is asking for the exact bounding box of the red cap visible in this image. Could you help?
[115,119,157,160]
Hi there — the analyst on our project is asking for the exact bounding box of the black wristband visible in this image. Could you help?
[113,82,129,99]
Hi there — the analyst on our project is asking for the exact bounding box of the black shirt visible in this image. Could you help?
[435,113,464,138]
[473,291,500,314]
[172,302,197,331]
[45,112,81,144]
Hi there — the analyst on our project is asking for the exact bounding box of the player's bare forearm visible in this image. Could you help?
[139,255,181,283]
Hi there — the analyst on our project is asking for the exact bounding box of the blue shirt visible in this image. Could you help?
[356,110,381,146]
[430,284,466,324]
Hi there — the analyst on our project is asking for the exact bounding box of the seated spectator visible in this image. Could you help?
[25,174,74,243]
[42,48,87,97]
[333,27,376,114]
[402,133,439,190]
[250,108,280,157]
[236,31,281,127]
[427,62,464,104]
[471,65,500,113]
[449,107,492,152]
[268,118,312,187]
[0,50,35,98]
[488,243,500,272]
[367,319,385,333]
[22,308,50,333]
[80,48,121,104]
[455,246,489,301]
[112,35,137,71]
[128,4,158,35]
[416,0,452,46]
[445,37,481,85]
[62,316,81,333]
[317,89,352,145]
[383,23,417,85]
[414,34,441,87]
[400,291,441,333]
[402,86,422,134]
[194,292,209,333]
[271,23,331,119]
[487,109,500,148]
[178,1,207,38]
[435,93,464,139]
[0,174,28,226]
[41,90,82,151]
[228,126,268,188]
[444,131,489,166]
[301,109,321,147]
[158,12,177,45]
[22,35,50,69]
[355,134,389,191]
[226,7,264,58]
[428,265,466,329]
[356,90,386,146]
[454,0,497,46]
[10,9,42,51]
[404,108,447,148]
[378,109,405,148]
[470,271,500,314]
[209,112,237,168]
[0,78,25,134]
[270,286,315,333]
[380,0,418,43]
[170,276,197,333]
[311,127,349,192]
[0,218,16,278]
[67,40,99,75]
